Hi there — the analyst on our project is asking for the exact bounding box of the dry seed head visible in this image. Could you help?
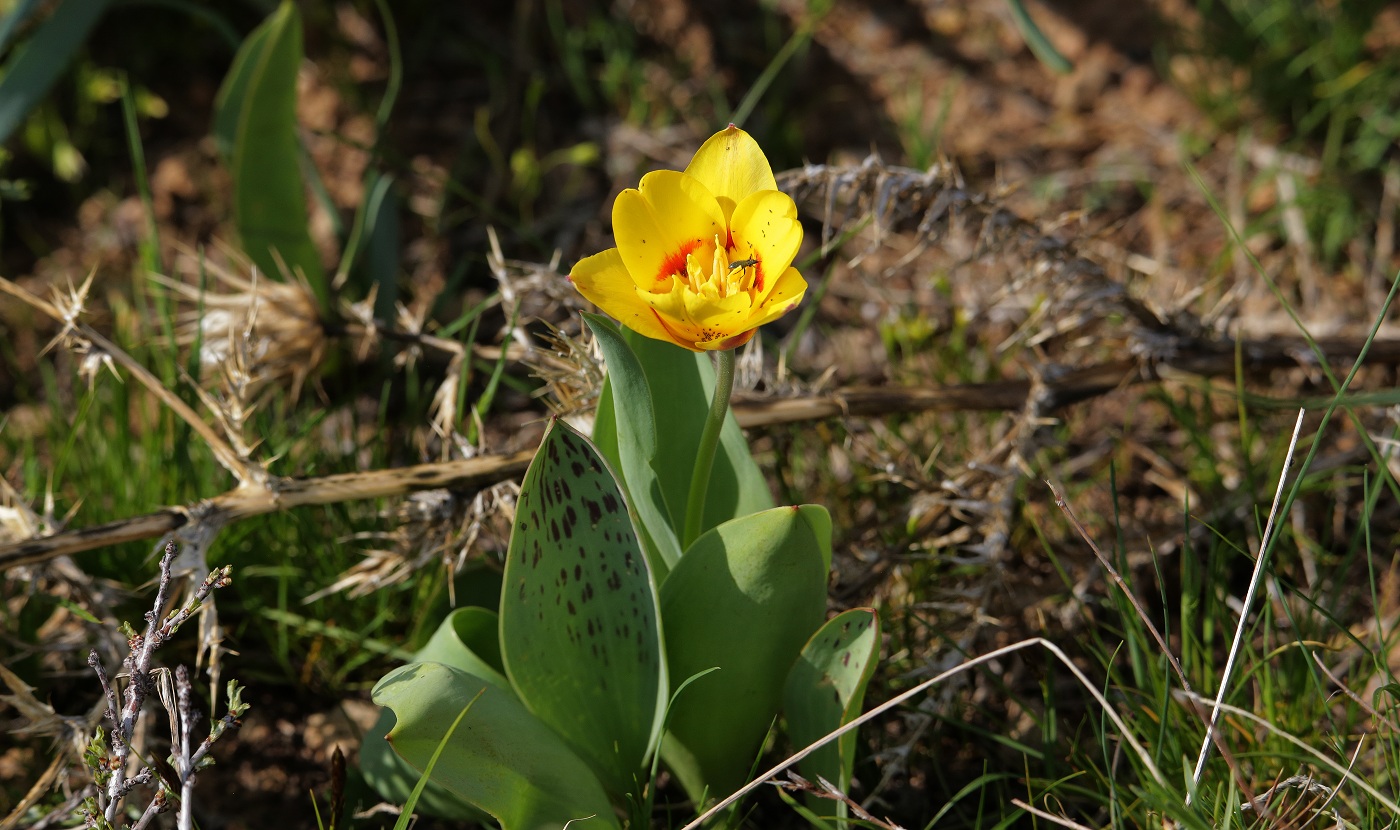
[158,248,326,401]
[0,475,57,544]
[525,321,605,419]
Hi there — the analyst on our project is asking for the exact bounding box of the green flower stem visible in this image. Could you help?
[683,348,736,549]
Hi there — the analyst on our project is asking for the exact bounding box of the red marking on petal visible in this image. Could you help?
[656,239,703,284]
[716,329,756,350]
[724,229,735,251]
[650,308,693,350]
[752,261,764,292]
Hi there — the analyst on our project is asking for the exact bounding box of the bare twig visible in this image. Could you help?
[0,449,537,569]
[82,542,244,829]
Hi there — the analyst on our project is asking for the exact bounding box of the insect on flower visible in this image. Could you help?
[728,258,759,272]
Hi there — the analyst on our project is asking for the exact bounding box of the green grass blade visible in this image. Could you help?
[1005,0,1071,74]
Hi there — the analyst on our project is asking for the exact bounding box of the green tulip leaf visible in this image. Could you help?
[500,418,667,802]
[584,314,682,574]
[783,607,881,824]
[659,505,830,803]
[587,319,773,558]
[361,607,510,819]
[621,327,774,536]
[213,1,325,294]
[372,661,620,830]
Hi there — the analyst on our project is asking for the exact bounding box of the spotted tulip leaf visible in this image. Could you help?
[659,505,830,803]
[783,607,881,824]
[361,607,509,819]
[500,418,667,802]
[372,661,621,830]
[584,314,682,575]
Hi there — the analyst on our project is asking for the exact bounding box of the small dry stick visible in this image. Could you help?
[1048,480,1191,692]
[772,772,906,830]
[1186,408,1307,802]
[1009,798,1094,830]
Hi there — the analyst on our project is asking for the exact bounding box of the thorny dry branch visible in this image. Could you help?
[3,326,1398,572]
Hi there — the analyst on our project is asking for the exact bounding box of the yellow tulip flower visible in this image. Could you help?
[569,125,807,352]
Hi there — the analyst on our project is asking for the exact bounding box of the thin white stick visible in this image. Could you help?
[1186,408,1306,802]
[1177,690,1400,814]
[679,637,1165,830]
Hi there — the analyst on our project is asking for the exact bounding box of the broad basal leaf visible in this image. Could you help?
[500,418,667,801]
[783,608,881,824]
[213,1,324,292]
[659,505,829,803]
[361,607,510,819]
[373,661,620,830]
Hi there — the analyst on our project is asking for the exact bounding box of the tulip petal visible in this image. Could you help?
[729,190,802,294]
[614,172,724,290]
[696,328,757,351]
[744,266,807,330]
[569,248,676,344]
[684,126,777,221]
